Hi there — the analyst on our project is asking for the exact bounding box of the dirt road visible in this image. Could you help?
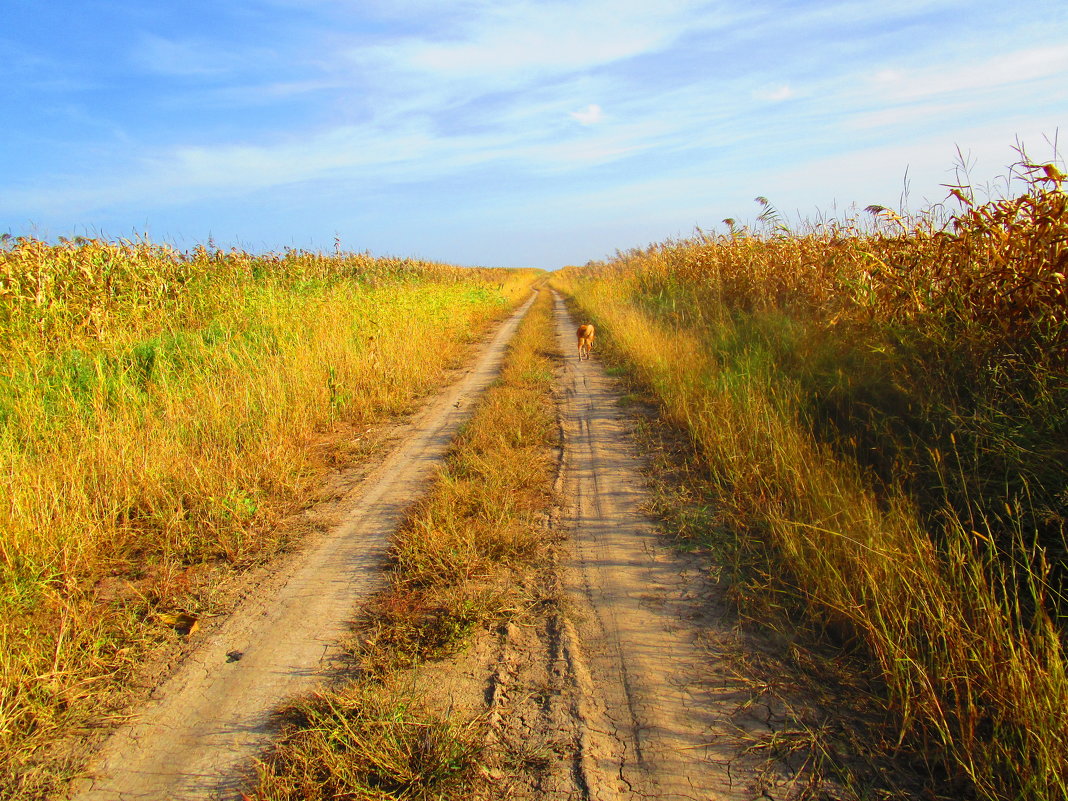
[70,289,806,801]
[481,295,791,800]
[70,295,536,801]
[548,294,767,799]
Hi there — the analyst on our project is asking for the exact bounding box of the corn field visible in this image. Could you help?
[0,236,535,798]
[553,160,1068,800]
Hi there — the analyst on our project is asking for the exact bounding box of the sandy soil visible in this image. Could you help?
[67,288,838,801]
[429,293,807,800]
[67,295,537,801]
[475,294,789,799]
[549,293,751,797]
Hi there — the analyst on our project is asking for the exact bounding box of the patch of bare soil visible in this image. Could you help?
[483,294,793,800]
[411,294,853,800]
[66,295,536,801]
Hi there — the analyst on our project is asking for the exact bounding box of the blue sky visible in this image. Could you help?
[3,0,1066,269]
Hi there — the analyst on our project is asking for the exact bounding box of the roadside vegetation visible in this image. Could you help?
[0,236,537,797]
[551,158,1068,800]
[252,287,560,800]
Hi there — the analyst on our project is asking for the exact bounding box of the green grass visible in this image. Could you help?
[250,687,484,801]
[549,159,1068,801]
[252,287,561,800]
[0,236,539,798]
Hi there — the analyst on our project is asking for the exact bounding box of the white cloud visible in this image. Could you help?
[847,99,978,132]
[131,35,247,77]
[570,104,605,125]
[349,0,739,86]
[7,0,1068,269]
[867,44,1068,102]
[17,29,1061,219]
[1,108,666,216]
[755,84,793,102]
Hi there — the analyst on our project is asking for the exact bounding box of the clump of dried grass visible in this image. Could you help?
[552,154,1068,800]
[253,288,560,800]
[0,235,538,798]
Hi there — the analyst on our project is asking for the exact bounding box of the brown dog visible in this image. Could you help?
[576,324,595,360]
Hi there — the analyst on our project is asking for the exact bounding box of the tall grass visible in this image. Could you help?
[0,236,537,797]
[253,287,560,800]
[551,159,1068,799]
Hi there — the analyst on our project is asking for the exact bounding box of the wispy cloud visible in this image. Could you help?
[866,44,1068,103]
[4,0,1066,267]
[131,34,252,77]
[353,0,732,82]
[754,85,794,102]
[570,104,605,125]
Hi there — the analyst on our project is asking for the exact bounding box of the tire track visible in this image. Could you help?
[551,292,752,800]
[70,294,537,801]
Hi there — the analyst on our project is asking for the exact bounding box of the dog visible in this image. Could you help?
[576,324,595,360]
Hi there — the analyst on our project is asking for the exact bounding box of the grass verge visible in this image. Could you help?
[548,160,1068,800]
[251,286,560,800]
[0,237,539,798]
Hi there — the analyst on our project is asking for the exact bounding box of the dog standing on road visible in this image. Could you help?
[576,324,595,360]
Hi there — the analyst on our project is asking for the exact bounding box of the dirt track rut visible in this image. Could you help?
[547,293,764,799]
[70,295,536,801]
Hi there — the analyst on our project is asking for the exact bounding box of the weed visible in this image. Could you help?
[253,687,483,801]
[0,236,539,797]
[253,287,561,799]
[551,153,1068,800]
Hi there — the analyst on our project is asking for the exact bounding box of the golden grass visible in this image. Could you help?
[0,236,539,797]
[251,687,485,801]
[252,286,560,800]
[550,161,1068,800]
